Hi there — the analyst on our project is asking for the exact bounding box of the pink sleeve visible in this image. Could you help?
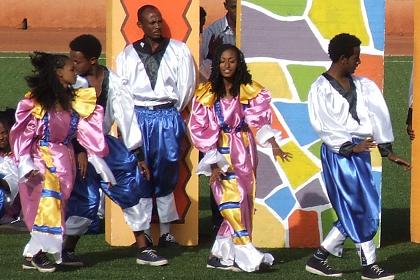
[76,105,109,157]
[244,89,272,129]
[9,99,38,178]
[188,97,220,153]
[10,99,37,162]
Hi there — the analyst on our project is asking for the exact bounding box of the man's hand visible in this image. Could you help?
[407,124,415,141]
[352,138,376,153]
[206,34,224,60]
[77,152,88,179]
[387,153,411,171]
[138,161,151,181]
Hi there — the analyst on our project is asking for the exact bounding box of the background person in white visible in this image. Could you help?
[200,0,237,81]
[306,33,410,280]
[117,5,195,248]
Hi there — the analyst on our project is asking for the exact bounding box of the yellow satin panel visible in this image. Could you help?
[195,81,263,107]
[195,82,215,107]
[241,131,250,148]
[233,235,251,245]
[34,196,62,228]
[219,132,232,166]
[33,145,62,233]
[29,87,97,120]
[239,81,263,104]
[73,87,97,118]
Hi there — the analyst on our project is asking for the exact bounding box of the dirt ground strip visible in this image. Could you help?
[0,27,106,53]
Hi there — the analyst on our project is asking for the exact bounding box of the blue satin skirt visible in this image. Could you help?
[66,136,143,224]
[134,106,185,198]
[321,141,380,243]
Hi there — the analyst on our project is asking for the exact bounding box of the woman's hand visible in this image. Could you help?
[210,164,225,185]
[268,137,292,162]
[352,138,376,153]
[24,169,43,181]
[387,153,411,171]
[138,161,151,181]
[77,152,88,179]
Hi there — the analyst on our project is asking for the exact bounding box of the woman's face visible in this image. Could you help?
[57,59,77,87]
[219,48,238,79]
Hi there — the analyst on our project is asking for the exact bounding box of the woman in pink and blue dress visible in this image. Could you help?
[189,44,292,272]
[10,52,114,273]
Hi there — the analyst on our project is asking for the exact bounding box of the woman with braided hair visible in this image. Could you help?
[189,44,292,272]
[10,52,114,272]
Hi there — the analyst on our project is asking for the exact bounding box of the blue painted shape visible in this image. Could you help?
[265,186,296,220]
[364,0,385,51]
[273,101,319,146]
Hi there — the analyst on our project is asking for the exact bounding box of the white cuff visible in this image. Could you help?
[17,155,36,183]
[321,226,346,257]
[196,149,230,176]
[255,124,282,147]
[65,216,92,236]
[356,240,377,266]
[87,155,117,185]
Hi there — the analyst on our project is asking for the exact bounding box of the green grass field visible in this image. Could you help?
[0,54,419,279]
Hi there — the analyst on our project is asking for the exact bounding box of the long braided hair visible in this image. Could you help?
[25,52,75,112]
[209,44,252,99]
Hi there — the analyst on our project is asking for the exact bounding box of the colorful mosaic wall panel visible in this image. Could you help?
[241,0,385,248]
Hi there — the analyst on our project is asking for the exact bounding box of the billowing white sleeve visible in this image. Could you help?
[308,82,353,153]
[0,156,19,202]
[175,43,196,111]
[196,149,230,176]
[362,78,394,144]
[105,72,143,150]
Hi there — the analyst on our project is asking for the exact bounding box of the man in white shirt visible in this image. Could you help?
[116,4,195,255]
[200,0,237,81]
[306,33,410,280]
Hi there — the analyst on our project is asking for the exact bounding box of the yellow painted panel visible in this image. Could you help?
[309,0,370,45]
[410,0,420,243]
[252,202,285,248]
[277,141,320,189]
[370,148,382,168]
[247,62,293,99]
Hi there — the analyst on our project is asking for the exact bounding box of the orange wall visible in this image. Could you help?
[386,0,414,36]
[0,0,413,37]
[0,0,105,29]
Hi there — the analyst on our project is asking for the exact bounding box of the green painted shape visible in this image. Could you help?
[246,0,307,17]
[308,140,322,160]
[287,64,326,101]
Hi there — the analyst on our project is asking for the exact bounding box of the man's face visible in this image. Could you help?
[70,50,94,76]
[224,0,237,23]
[343,46,361,74]
[138,8,163,40]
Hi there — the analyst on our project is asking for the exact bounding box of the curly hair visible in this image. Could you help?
[209,44,252,99]
[25,52,74,112]
[69,34,102,59]
[328,33,361,63]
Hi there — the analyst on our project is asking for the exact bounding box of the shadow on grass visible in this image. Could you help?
[80,246,136,267]
[381,248,420,274]
[381,208,410,245]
